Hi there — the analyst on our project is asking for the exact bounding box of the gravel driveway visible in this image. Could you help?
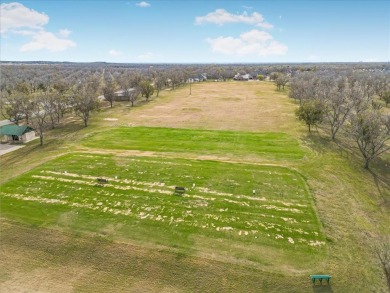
[0,144,25,156]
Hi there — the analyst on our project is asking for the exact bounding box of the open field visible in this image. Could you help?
[0,153,324,272]
[1,81,389,292]
[96,81,300,134]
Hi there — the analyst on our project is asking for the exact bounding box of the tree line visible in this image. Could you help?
[290,71,390,168]
[0,69,179,145]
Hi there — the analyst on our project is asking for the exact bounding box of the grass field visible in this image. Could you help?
[0,153,324,272]
[1,81,389,292]
[82,126,305,161]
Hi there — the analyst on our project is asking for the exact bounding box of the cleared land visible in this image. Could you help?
[98,81,299,133]
[0,81,389,292]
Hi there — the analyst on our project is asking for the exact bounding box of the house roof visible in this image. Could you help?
[114,88,135,96]
[0,125,34,136]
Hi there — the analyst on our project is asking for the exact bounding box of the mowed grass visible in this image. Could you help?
[0,153,324,271]
[82,126,305,161]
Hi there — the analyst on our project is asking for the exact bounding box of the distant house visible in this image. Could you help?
[112,88,136,101]
[199,73,207,81]
[188,73,208,83]
[233,73,253,81]
[0,125,35,143]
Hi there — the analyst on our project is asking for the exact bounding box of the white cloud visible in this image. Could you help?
[0,2,49,33]
[137,52,154,60]
[20,30,76,52]
[136,1,151,8]
[109,49,123,56]
[59,29,71,37]
[1,2,76,53]
[195,9,273,29]
[207,29,287,57]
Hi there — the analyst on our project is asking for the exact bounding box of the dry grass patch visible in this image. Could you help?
[121,81,299,134]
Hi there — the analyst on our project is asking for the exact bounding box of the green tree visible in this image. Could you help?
[295,99,325,132]
[257,74,265,81]
[140,80,154,101]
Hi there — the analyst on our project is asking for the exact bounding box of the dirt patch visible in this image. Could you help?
[124,81,300,134]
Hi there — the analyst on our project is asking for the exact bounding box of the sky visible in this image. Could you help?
[0,0,389,63]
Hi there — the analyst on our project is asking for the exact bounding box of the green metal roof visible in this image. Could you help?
[0,125,34,136]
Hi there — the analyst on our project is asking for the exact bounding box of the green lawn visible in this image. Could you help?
[0,153,324,271]
[82,126,305,161]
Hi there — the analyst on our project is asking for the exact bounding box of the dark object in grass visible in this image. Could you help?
[97,178,109,183]
[175,186,185,195]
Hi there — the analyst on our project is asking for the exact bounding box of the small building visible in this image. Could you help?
[199,73,207,81]
[112,88,136,101]
[233,73,253,81]
[0,125,35,143]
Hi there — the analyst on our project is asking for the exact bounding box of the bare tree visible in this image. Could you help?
[269,72,279,81]
[289,73,318,104]
[374,73,390,100]
[349,110,390,169]
[373,237,390,289]
[29,92,50,146]
[53,93,69,124]
[129,72,142,88]
[0,90,26,125]
[102,79,116,108]
[154,72,166,97]
[380,91,390,107]
[125,88,140,107]
[13,81,31,95]
[274,73,290,91]
[70,79,100,127]
[168,69,184,90]
[319,76,356,140]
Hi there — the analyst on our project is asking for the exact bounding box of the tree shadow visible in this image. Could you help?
[367,161,390,208]
[299,131,333,155]
[312,284,334,293]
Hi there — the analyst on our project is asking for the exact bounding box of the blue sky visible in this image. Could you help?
[1,0,389,63]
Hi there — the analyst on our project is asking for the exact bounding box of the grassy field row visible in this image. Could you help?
[0,153,325,272]
[81,126,305,161]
